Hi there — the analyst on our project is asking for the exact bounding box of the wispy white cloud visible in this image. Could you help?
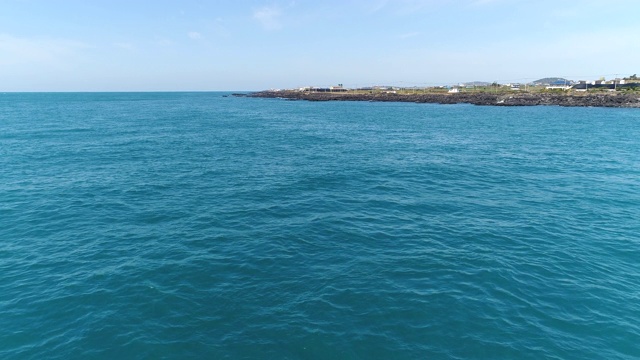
[398,31,420,39]
[113,42,134,50]
[188,31,203,40]
[366,0,442,16]
[211,17,231,38]
[469,0,505,6]
[155,38,175,47]
[368,0,389,13]
[0,33,89,66]
[253,6,282,30]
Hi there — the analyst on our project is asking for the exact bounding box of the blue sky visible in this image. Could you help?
[1,0,639,91]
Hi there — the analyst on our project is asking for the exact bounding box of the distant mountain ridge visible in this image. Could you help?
[532,77,572,85]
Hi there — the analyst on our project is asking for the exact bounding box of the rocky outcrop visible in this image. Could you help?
[244,90,640,108]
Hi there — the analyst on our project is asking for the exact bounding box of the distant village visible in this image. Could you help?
[285,74,640,94]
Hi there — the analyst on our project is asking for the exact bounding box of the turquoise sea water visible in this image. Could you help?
[1,92,639,359]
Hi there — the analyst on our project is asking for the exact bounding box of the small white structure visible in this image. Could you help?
[448,88,460,93]
[545,85,571,90]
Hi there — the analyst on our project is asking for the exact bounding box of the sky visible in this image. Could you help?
[1,0,639,91]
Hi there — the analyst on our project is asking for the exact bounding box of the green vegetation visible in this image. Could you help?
[540,88,567,93]
[299,75,640,96]
[620,84,639,92]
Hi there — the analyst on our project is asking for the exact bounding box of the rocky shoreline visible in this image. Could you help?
[245,90,640,108]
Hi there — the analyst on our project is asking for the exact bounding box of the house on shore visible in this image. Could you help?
[572,79,636,91]
[545,80,571,90]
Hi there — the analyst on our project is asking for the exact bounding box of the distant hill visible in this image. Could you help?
[460,81,491,86]
[532,77,572,85]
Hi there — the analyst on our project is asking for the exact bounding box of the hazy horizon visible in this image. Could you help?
[2,0,639,92]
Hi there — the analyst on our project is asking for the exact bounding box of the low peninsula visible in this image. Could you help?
[246,90,640,108]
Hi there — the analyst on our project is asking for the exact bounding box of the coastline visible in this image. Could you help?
[244,90,640,108]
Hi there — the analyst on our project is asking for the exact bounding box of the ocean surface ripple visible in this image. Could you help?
[1,93,639,359]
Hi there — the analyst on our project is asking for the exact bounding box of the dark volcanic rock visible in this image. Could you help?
[248,90,640,108]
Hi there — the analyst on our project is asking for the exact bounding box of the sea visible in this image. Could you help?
[1,92,639,359]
